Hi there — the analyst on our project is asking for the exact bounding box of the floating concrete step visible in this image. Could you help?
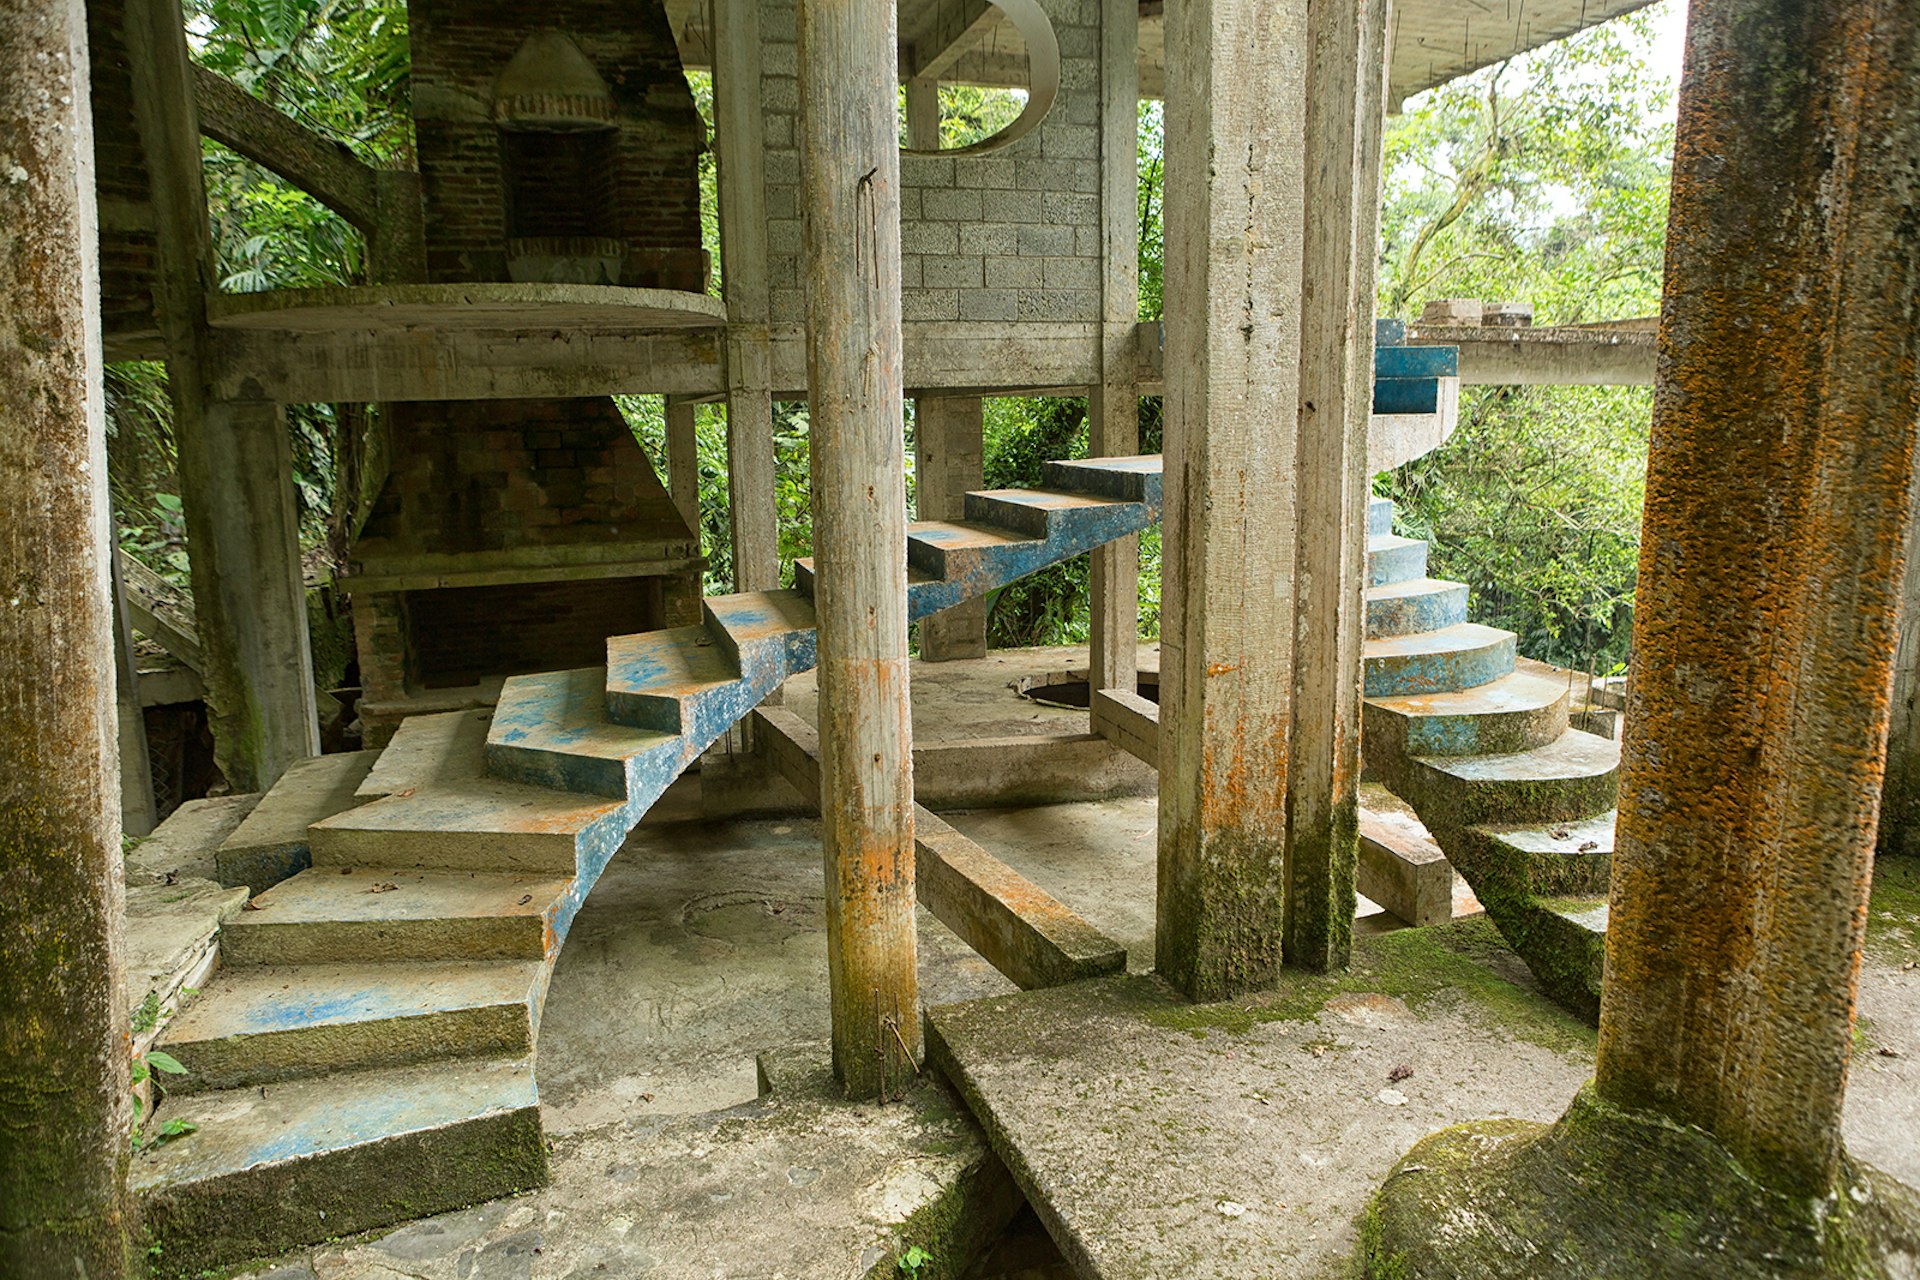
[1470,810,1618,897]
[1364,669,1569,757]
[604,625,742,735]
[135,1056,544,1276]
[1544,897,1609,941]
[1367,495,1394,537]
[309,775,624,875]
[356,710,483,801]
[1366,534,1429,586]
[157,959,544,1093]
[963,487,1130,539]
[1041,454,1163,508]
[221,868,572,966]
[1365,576,1469,638]
[1411,729,1620,826]
[791,556,937,599]
[704,589,818,673]
[1363,623,1516,697]
[487,666,678,799]
[215,750,379,891]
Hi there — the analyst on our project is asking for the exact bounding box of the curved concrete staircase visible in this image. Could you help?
[1361,495,1619,1020]
[133,456,1165,1268]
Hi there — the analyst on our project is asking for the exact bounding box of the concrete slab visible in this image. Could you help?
[217,751,379,891]
[125,877,250,1054]
[128,793,263,885]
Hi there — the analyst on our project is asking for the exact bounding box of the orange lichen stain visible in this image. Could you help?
[1206,662,1240,678]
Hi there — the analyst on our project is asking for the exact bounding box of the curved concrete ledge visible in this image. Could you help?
[207,283,728,335]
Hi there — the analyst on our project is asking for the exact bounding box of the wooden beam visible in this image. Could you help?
[117,548,203,672]
[191,65,380,229]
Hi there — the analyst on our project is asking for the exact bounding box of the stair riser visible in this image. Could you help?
[1409,760,1619,828]
[1362,694,1567,759]
[1041,458,1163,509]
[164,1001,537,1095]
[1366,583,1469,638]
[963,491,1061,538]
[1367,498,1394,537]
[139,1106,546,1278]
[1454,826,1615,900]
[221,916,558,967]
[484,740,629,800]
[1367,539,1428,586]
[310,828,581,875]
[1365,634,1516,698]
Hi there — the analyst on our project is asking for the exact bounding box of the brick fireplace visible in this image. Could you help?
[348,1,709,743]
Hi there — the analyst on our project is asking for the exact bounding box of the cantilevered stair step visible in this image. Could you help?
[1367,534,1429,586]
[792,556,936,598]
[134,1056,543,1276]
[1411,728,1621,827]
[1469,810,1618,897]
[962,487,1135,539]
[1363,622,1517,698]
[221,868,572,966]
[1363,669,1570,758]
[309,771,624,875]
[1365,576,1470,639]
[156,959,545,1094]
[487,666,679,799]
[1368,495,1394,537]
[604,624,758,737]
[1041,454,1163,509]
[703,588,818,674]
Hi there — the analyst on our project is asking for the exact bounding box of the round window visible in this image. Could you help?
[898,0,1060,157]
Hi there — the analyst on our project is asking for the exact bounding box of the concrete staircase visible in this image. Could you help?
[1361,495,1617,1020]
[132,454,1165,1271]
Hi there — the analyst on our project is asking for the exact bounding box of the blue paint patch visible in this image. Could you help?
[1375,345,1458,379]
[1372,377,1442,416]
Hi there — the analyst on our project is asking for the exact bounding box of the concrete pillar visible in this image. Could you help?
[113,553,159,836]
[712,0,779,594]
[125,0,315,791]
[1087,0,1141,698]
[0,0,137,1266]
[1596,0,1920,1199]
[914,396,988,660]
[904,75,940,150]
[796,0,920,1098]
[665,398,700,534]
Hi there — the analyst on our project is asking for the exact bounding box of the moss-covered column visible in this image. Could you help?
[1364,1,1920,1272]
[1595,0,1920,1199]
[0,0,138,1268]
[796,0,920,1098]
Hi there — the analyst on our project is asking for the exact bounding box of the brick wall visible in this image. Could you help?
[87,0,162,342]
[757,0,1104,325]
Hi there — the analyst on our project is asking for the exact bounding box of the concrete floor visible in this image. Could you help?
[228,647,1920,1278]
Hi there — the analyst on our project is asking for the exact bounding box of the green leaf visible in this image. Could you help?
[146,1050,189,1076]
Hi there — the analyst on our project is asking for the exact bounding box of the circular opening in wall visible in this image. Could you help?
[897,0,1060,157]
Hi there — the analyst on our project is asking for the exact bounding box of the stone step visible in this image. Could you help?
[1366,534,1429,586]
[703,588,818,674]
[1364,669,1569,757]
[1363,622,1516,697]
[1411,729,1620,827]
[215,749,379,892]
[1365,576,1469,638]
[1545,897,1610,941]
[487,666,678,799]
[221,867,573,966]
[1471,810,1618,897]
[791,555,937,598]
[963,487,1131,539]
[157,959,545,1094]
[134,1056,543,1276]
[356,710,486,801]
[1041,454,1163,508]
[1367,495,1394,537]
[309,775,624,874]
[604,624,742,735]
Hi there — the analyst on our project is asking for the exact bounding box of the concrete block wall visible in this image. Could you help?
[757,0,1105,326]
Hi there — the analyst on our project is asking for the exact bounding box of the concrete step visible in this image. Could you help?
[1471,810,1618,897]
[703,589,818,674]
[1364,669,1569,757]
[157,959,545,1094]
[356,710,485,801]
[1367,495,1394,537]
[134,1056,544,1275]
[1544,897,1609,941]
[221,867,573,966]
[1363,622,1516,697]
[487,666,678,799]
[1366,534,1429,586]
[1365,576,1469,638]
[309,775,625,874]
[906,518,1041,578]
[963,487,1131,539]
[215,750,379,892]
[604,625,742,735]
[1412,729,1620,826]
[792,555,937,598]
[1041,454,1163,509]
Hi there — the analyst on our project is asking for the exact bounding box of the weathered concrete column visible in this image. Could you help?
[126,0,316,791]
[914,396,988,660]
[796,0,920,1097]
[1365,2,1920,1272]
[1595,0,1920,1198]
[712,0,780,595]
[1158,0,1381,995]
[0,0,137,1267]
[1087,0,1141,697]
[665,398,700,534]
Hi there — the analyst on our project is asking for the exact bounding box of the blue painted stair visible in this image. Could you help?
[133,453,1166,1271]
[1361,496,1619,1020]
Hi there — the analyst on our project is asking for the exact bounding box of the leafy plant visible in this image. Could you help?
[130,1051,197,1152]
[897,1244,931,1275]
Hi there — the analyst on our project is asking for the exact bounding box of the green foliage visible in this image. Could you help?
[1137,100,1164,322]
[130,1050,196,1152]
[131,992,163,1035]
[897,1244,932,1275]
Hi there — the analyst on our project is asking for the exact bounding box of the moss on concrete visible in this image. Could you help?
[1139,919,1595,1057]
[1868,856,1920,962]
[1360,1085,1920,1279]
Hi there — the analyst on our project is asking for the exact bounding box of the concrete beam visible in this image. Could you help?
[191,65,379,229]
[1405,323,1656,386]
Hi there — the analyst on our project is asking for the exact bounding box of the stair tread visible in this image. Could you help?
[161,959,543,1046]
[314,776,623,839]
[705,589,817,643]
[233,867,571,929]
[491,667,675,760]
[1366,533,1427,554]
[358,711,488,800]
[1478,810,1619,855]
[1417,728,1620,783]
[1369,670,1567,719]
[1544,897,1610,936]
[908,519,1040,551]
[1365,576,1465,602]
[1365,622,1512,661]
[606,625,737,695]
[131,1055,537,1193]
[972,487,1123,510]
